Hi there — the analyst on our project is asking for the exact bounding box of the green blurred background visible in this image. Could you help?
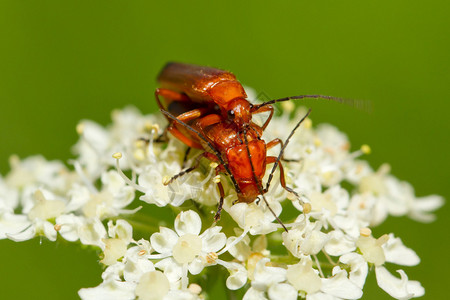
[0,1,448,299]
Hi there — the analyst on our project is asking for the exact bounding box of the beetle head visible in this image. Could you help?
[226,98,252,128]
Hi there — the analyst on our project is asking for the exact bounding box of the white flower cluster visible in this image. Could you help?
[0,105,443,300]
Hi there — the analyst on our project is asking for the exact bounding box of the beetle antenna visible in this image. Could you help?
[253,95,371,113]
[265,108,312,193]
[243,128,288,232]
[160,108,241,194]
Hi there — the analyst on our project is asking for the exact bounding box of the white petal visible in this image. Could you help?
[200,227,226,252]
[123,254,155,283]
[43,220,57,241]
[108,219,133,244]
[243,287,266,300]
[175,210,202,236]
[101,238,128,266]
[78,280,135,300]
[155,258,183,283]
[135,271,170,300]
[324,230,356,256]
[321,267,362,299]
[383,234,420,266]
[356,235,386,266]
[286,258,321,294]
[268,283,297,300]
[27,190,65,221]
[339,253,368,289]
[55,214,81,242]
[227,231,251,262]
[375,266,424,299]
[165,289,198,300]
[252,258,287,289]
[78,217,107,248]
[0,212,32,240]
[300,230,330,255]
[332,215,361,239]
[102,171,126,193]
[409,195,444,222]
[150,227,178,254]
[188,257,205,275]
[306,292,339,300]
[229,202,278,235]
[101,263,125,282]
[66,184,91,212]
[225,262,248,290]
[0,178,19,210]
[6,223,35,242]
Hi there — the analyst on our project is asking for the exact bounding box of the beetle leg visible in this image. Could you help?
[175,107,210,122]
[182,147,192,168]
[265,156,300,198]
[167,126,204,149]
[155,88,198,126]
[196,114,222,128]
[164,152,207,185]
[251,104,274,130]
[192,152,226,222]
[155,88,190,108]
[213,169,225,222]
[266,138,283,150]
[266,138,300,162]
[165,107,212,149]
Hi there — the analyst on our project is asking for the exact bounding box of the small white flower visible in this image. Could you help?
[73,120,113,178]
[356,234,389,266]
[123,239,154,283]
[78,217,107,248]
[0,176,19,211]
[216,259,248,290]
[78,263,136,300]
[100,220,134,266]
[135,270,171,300]
[138,162,188,207]
[0,211,31,240]
[6,189,65,242]
[227,200,280,235]
[137,159,213,208]
[244,258,295,300]
[339,253,368,289]
[101,238,129,266]
[81,171,135,220]
[358,164,443,223]
[5,155,70,192]
[324,230,356,256]
[149,210,226,288]
[286,257,321,295]
[283,217,329,257]
[318,266,363,299]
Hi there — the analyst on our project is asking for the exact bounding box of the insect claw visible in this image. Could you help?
[137,137,150,143]
[213,210,222,222]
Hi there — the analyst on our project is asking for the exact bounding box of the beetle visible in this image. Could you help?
[160,106,311,232]
[154,62,357,229]
[156,62,344,133]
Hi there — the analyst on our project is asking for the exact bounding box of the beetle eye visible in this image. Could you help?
[228,110,235,119]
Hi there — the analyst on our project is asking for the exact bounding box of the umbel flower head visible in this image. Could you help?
[0,97,443,299]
